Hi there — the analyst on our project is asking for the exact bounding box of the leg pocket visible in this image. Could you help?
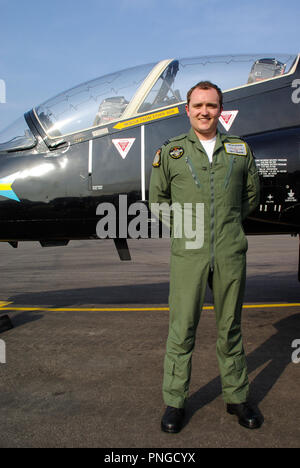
[234,354,247,372]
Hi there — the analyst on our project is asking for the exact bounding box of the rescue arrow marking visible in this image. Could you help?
[113,107,179,130]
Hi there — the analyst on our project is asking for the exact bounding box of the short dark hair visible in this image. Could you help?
[187,81,223,108]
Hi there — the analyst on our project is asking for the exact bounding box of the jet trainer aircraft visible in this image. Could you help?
[1,54,300,273]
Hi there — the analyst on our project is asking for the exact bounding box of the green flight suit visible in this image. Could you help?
[149,128,260,408]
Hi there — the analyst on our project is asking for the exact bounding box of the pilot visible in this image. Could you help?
[149,81,261,433]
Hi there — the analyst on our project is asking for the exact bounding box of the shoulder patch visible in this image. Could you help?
[225,134,242,140]
[169,133,187,142]
[224,142,247,156]
[169,146,184,159]
[152,148,161,167]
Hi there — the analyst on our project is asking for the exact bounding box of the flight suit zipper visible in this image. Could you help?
[185,157,201,188]
[209,162,215,272]
[185,155,215,270]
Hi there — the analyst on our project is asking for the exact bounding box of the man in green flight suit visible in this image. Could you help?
[149,81,261,433]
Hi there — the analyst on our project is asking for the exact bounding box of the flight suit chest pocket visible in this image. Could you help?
[169,157,194,188]
[224,157,236,189]
[185,157,201,188]
[223,156,244,206]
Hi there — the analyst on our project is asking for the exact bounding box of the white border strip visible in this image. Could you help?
[88,139,93,175]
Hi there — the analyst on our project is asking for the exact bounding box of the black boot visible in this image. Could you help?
[227,402,262,429]
[161,406,185,433]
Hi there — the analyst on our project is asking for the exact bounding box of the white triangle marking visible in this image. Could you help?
[112,138,136,159]
[219,110,239,131]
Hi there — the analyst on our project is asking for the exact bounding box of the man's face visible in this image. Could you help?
[185,87,222,139]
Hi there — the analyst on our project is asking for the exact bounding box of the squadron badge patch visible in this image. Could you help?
[152,148,161,167]
[169,146,184,159]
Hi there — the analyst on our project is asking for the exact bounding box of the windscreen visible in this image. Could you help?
[35,63,155,138]
[0,116,36,152]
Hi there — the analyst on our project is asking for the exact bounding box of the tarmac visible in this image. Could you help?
[0,235,299,448]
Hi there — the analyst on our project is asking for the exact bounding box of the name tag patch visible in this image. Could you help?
[224,142,247,156]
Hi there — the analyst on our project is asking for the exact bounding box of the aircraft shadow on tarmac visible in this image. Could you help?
[8,282,170,307]
[2,270,299,334]
[244,272,300,303]
[4,270,300,308]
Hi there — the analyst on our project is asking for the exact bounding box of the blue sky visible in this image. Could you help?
[0,0,299,129]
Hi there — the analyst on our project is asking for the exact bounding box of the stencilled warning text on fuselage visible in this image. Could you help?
[255,159,287,178]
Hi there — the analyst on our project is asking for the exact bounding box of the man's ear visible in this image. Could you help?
[185,104,190,117]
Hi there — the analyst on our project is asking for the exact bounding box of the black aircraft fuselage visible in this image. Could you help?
[0,54,300,265]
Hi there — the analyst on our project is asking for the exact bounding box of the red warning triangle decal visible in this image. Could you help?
[119,142,129,152]
[112,138,136,159]
[219,110,239,131]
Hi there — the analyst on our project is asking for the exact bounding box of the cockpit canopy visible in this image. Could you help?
[247,58,286,83]
[0,53,297,151]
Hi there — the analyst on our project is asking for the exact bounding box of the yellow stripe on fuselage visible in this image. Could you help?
[0,184,12,191]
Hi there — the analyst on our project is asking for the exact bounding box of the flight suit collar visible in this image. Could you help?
[187,128,225,155]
